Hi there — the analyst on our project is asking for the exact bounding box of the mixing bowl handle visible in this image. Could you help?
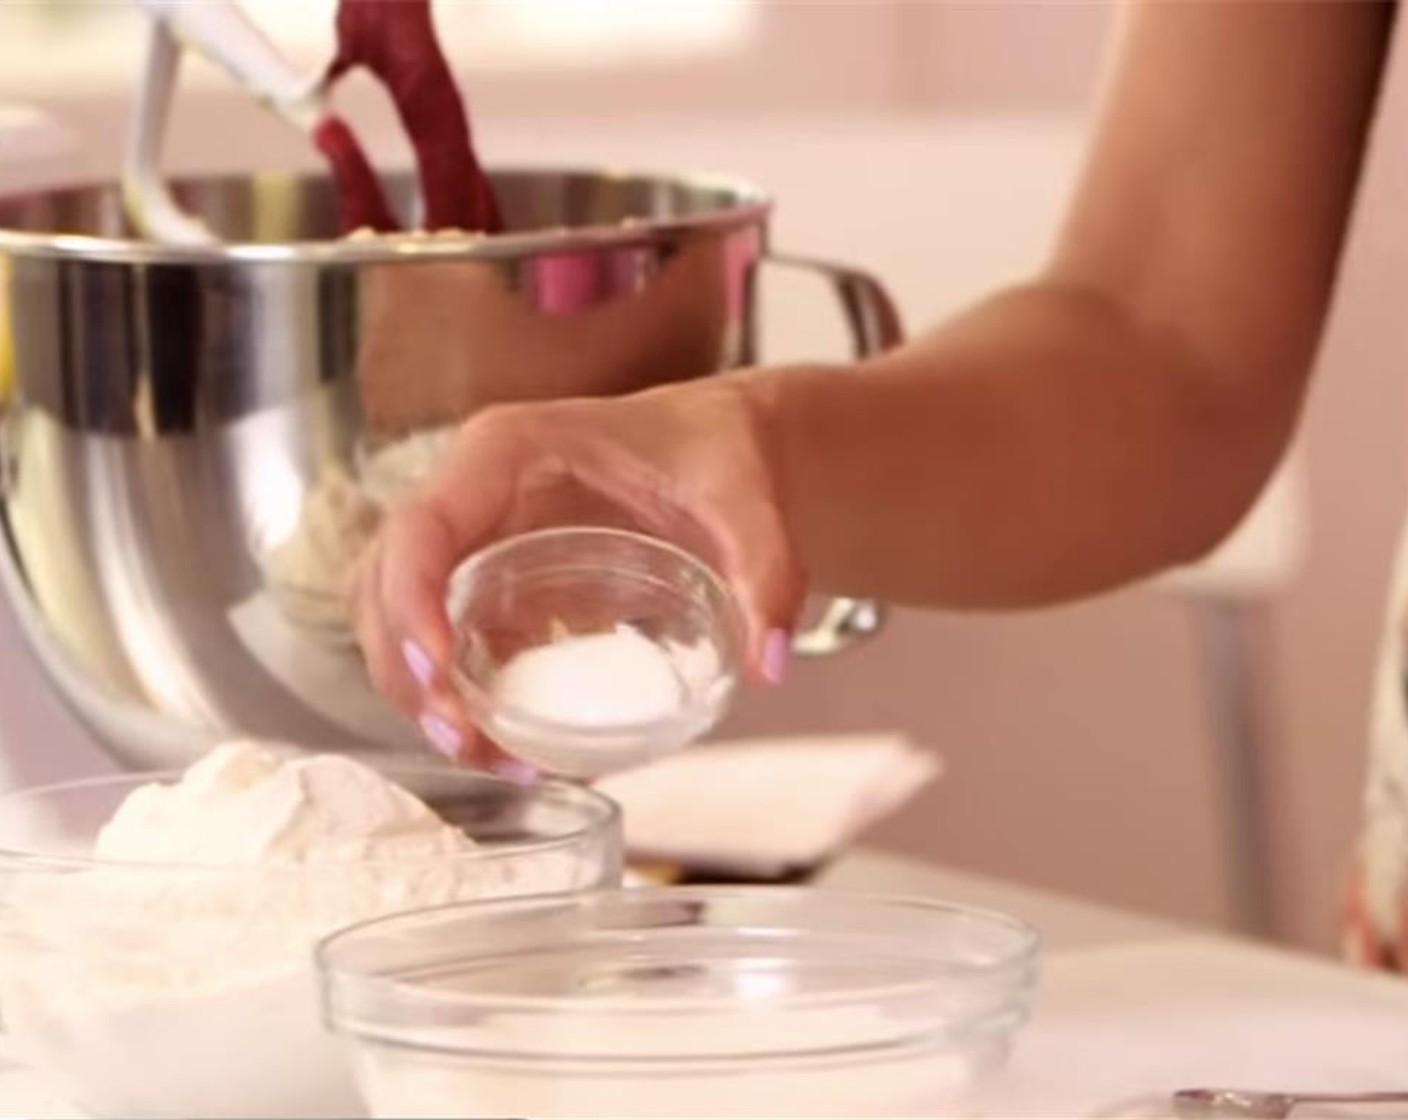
[761,254,905,657]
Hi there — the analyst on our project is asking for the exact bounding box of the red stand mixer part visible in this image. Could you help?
[323,0,503,235]
[314,115,399,233]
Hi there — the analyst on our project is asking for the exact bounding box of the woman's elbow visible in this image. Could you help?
[1162,375,1304,569]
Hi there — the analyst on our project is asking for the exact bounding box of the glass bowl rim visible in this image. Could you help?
[317,884,1042,1026]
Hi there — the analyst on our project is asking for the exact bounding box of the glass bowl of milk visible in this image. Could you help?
[0,749,621,1120]
[319,886,1041,1119]
[448,526,748,777]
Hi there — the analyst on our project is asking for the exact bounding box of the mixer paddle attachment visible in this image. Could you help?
[125,0,501,243]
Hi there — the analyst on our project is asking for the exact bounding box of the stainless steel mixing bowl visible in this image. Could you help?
[0,168,901,770]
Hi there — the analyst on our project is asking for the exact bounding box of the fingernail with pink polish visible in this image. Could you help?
[761,628,791,686]
[419,712,463,761]
[403,640,435,689]
[491,759,540,785]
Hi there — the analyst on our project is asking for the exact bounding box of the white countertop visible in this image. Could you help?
[996,936,1408,1117]
[4,851,1403,1119]
[818,848,1182,951]
[820,852,1408,1115]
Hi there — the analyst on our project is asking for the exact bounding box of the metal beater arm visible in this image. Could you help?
[125,0,326,244]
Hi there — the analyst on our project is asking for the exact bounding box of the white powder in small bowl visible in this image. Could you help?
[478,625,729,778]
[491,627,687,728]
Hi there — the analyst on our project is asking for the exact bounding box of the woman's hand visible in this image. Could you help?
[349,378,805,767]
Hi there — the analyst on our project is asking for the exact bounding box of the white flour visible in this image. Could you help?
[0,743,560,1119]
[263,427,458,630]
[263,463,381,629]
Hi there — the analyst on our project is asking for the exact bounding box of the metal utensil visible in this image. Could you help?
[0,168,900,772]
[128,0,325,244]
[1174,1088,1408,1117]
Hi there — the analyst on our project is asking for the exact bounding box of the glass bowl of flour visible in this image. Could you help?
[0,742,621,1119]
[320,886,1041,1119]
[448,527,748,778]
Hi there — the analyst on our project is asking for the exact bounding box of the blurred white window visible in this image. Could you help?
[0,0,762,90]
[246,0,757,69]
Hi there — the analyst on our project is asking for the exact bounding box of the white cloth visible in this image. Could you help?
[596,733,941,877]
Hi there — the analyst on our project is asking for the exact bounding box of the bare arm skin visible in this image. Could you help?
[747,0,1393,606]
[355,0,1394,761]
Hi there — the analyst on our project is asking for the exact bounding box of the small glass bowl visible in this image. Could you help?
[447,527,748,778]
[0,766,620,1120]
[319,886,1041,1119]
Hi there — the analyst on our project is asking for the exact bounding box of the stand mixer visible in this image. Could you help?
[0,2,902,774]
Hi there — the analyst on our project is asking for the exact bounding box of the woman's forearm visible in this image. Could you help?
[736,0,1384,611]
[741,281,1305,609]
